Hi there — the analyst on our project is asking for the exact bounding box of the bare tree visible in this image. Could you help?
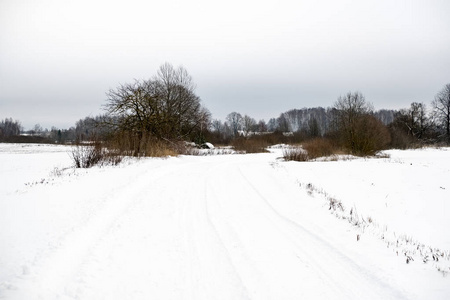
[226,112,243,136]
[333,92,389,155]
[32,124,43,136]
[242,115,256,136]
[267,118,277,132]
[432,83,450,144]
[257,120,267,132]
[104,63,209,155]
[308,117,321,138]
[389,102,434,148]
[105,79,152,154]
[277,113,290,132]
[334,92,372,151]
[154,63,205,139]
[409,102,429,139]
[211,119,224,134]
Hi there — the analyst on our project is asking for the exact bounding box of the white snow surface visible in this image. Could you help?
[0,143,449,299]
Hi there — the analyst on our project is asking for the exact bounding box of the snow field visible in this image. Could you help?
[0,144,449,299]
[282,148,450,261]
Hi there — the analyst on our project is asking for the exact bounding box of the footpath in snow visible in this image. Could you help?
[0,143,449,299]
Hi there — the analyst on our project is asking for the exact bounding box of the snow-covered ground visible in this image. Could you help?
[0,143,449,299]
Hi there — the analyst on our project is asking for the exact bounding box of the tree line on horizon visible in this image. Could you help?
[1,63,450,156]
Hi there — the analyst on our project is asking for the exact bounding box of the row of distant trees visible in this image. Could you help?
[0,118,22,138]
[2,62,449,155]
[206,83,450,150]
[208,108,394,143]
[0,119,79,144]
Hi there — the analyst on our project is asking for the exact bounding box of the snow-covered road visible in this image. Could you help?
[1,145,449,299]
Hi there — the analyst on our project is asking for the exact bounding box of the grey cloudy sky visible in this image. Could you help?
[1,0,449,130]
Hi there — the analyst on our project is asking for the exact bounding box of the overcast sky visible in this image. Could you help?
[1,0,449,130]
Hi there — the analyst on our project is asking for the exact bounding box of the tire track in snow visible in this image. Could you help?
[204,162,271,299]
[236,163,408,300]
[64,159,252,300]
[3,161,181,299]
[202,160,334,299]
[203,175,252,300]
[177,161,251,300]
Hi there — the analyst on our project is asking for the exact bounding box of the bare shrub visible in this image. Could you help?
[283,147,309,162]
[71,143,104,168]
[71,141,124,168]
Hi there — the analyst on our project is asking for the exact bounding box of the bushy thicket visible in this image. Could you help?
[231,136,270,153]
[331,92,391,156]
[283,138,340,162]
[303,138,337,159]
